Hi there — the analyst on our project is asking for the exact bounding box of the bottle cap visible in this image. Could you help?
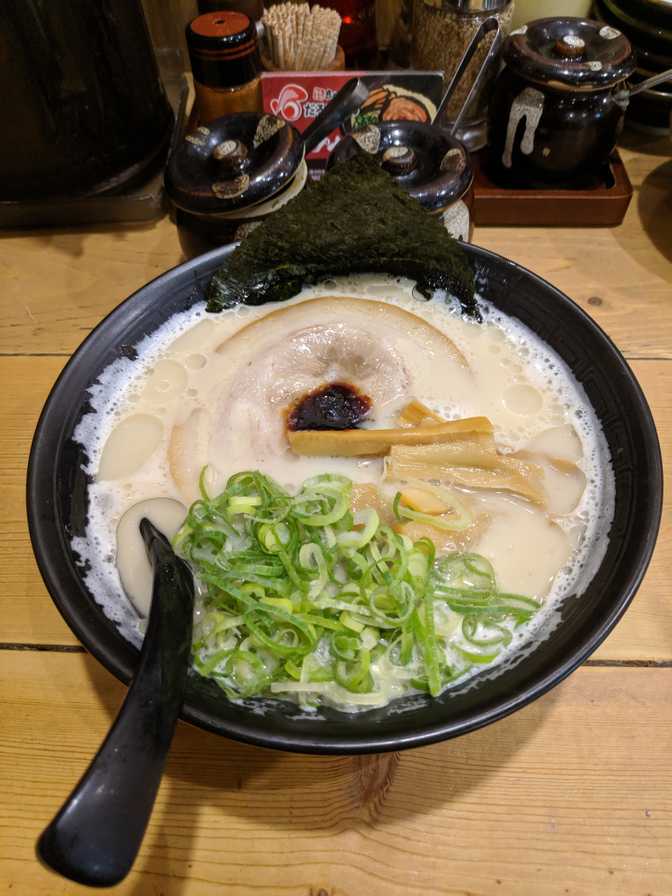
[186,12,260,89]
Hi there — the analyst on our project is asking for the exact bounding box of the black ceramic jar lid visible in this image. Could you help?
[329,122,472,212]
[165,112,304,215]
[505,17,635,92]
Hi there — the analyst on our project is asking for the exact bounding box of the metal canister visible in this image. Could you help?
[411,0,514,149]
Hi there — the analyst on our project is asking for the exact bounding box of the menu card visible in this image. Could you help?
[261,71,445,173]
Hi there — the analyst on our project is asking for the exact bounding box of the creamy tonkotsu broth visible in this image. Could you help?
[73,276,614,709]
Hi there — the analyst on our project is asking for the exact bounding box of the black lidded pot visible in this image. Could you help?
[328,122,474,240]
[488,18,636,187]
[166,78,371,257]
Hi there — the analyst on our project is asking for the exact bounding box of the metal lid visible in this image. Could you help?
[505,17,635,92]
[329,122,473,212]
[165,112,303,215]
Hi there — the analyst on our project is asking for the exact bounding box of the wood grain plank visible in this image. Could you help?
[3,355,670,658]
[0,218,184,356]
[0,145,670,359]
[473,145,672,360]
[1,356,74,644]
[0,652,670,895]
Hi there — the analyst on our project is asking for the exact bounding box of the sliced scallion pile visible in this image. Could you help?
[174,470,541,709]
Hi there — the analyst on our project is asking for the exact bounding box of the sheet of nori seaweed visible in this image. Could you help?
[206,150,478,318]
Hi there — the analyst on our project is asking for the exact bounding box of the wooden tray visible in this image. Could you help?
[471,149,633,227]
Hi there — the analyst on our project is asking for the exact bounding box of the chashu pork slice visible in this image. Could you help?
[169,296,469,498]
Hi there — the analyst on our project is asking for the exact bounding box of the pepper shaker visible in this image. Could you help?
[411,0,514,150]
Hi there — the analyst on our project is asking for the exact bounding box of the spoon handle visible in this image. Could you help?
[37,520,194,888]
[628,67,672,98]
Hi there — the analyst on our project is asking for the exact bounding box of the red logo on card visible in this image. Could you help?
[269,84,310,122]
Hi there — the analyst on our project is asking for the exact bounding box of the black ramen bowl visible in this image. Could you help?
[27,244,662,755]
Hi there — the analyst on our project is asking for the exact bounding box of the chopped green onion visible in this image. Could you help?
[229,495,262,514]
[222,650,270,698]
[340,611,366,633]
[335,648,374,693]
[337,509,380,550]
[177,469,542,708]
[393,490,473,532]
[284,659,302,680]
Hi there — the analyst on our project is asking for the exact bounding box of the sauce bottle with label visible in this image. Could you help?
[186,11,262,124]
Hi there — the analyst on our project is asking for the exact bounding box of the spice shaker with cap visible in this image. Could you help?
[186,11,262,124]
[411,0,514,150]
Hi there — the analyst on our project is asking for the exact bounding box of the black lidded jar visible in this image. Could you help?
[186,11,262,125]
[488,18,635,187]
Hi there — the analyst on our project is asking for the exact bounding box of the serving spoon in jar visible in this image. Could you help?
[37,519,194,887]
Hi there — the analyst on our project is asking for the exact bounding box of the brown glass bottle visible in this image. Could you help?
[186,11,262,124]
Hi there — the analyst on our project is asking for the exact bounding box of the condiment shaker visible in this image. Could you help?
[186,11,262,124]
[411,0,514,150]
[166,78,369,257]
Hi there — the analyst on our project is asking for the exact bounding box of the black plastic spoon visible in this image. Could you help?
[37,519,194,887]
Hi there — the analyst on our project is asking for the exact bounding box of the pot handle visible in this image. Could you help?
[302,77,370,154]
[628,67,672,98]
[436,16,503,135]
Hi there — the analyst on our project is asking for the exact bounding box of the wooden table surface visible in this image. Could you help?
[1,133,671,896]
